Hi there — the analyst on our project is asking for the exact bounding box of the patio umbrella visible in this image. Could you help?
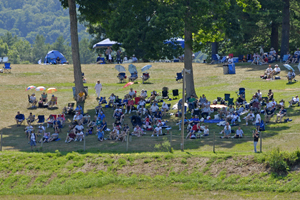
[128,64,137,74]
[47,88,57,94]
[35,86,46,91]
[123,82,134,88]
[115,65,126,72]
[26,85,36,91]
[283,64,294,72]
[141,65,152,72]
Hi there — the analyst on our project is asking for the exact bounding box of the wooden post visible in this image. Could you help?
[181,69,185,152]
[0,132,2,151]
[260,131,262,153]
[213,132,215,153]
[126,133,129,152]
[84,136,86,151]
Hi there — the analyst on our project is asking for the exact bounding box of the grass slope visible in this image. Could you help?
[1,62,300,153]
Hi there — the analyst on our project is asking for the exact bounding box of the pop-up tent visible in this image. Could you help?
[44,50,67,64]
[164,38,185,48]
[93,38,120,49]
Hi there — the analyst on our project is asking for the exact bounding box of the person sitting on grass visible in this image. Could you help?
[201,105,211,119]
[186,122,201,139]
[37,124,45,136]
[273,64,280,77]
[53,120,62,133]
[97,111,106,122]
[39,132,50,143]
[292,54,299,64]
[108,93,116,107]
[150,103,159,115]
[264,65,273,79]
[230,112,239,125]
[132,125,145,137]
[289,95,299,107]
[287,69,296,83]
[245,111,255,126]
[152,124,162,137]
[25,123,34,138]
[77,91,85,102]
[137,105,147,116]
[225,112,233,123]
[29,131,38,152]
[97,128,104,141]
[65,131,76,143]
[48,130,59,142]
[95,103,103,115]
[116,124,129,142]
[264,107,274,124]
[114,110,125,123]
[15,111,25,126]
[73,112,83,125]
[255,113,261,130]
[140,89,148,100]
[161,102,169,116]
[276,106,287,123]
[109,127,119,140]
[99,119,107,131]
[74,122,84,135]
[122,96,129,110]
[198,94,207,108]
[126,98,134,114]
[75,130,84,142]
[128,88,136,98]
[63,103,74,115]
[220,122,231,139]
[233,127,243,138]
[201,125,209,137]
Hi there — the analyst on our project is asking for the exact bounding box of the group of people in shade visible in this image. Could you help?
[96,47,138,64]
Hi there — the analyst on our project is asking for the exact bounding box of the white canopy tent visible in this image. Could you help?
[93,38,120,49]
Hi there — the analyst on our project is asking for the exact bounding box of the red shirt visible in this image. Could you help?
[128,100,134,106]
[192,124,198,131]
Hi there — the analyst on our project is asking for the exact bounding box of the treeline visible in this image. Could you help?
[0,32,96,64]
[0,0,89,44]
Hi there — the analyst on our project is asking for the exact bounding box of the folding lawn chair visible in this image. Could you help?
[176,73,183,82]
[117,72,127,83]
[47,114,57,128]
[37,115,45,125]
[227,98,234,106]
[224,94,230,101]
[192,109,201,116]
[172,89,179,99]
[142,72,150,84]
[135,97,141,105]
[162,87,169,99]
[3,63,11,73]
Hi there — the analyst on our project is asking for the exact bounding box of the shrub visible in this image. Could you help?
[154,137,171,152]
[118,158,127,166]
[181,159,187,164]
[265,148,289,173]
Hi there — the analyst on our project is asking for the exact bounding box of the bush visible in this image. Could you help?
[266,148,289,173]
[154,137,171,152]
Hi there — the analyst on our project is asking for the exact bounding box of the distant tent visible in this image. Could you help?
[164,38,185,49]
[93,38,120,49]
[44,50,67,64]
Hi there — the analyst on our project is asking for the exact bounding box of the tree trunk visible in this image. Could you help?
[184,1,197,98]
[280,0,290,57]
[68,0,85,106]
[270,23,278,53]
[211,42,218,56]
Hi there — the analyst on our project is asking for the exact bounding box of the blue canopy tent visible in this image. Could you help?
[44,50,67,64]
[164,38,185,48]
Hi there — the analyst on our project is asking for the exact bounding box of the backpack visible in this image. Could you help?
[259,120,265,131]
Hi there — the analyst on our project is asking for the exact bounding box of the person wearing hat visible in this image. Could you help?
[140,89,147,100]
[264,65,274,79]
[273,64,280,76]
[48,95,57,107]
[132,54,138,63]
[287,69,296,83]
[30,93,37,107]
[289,95,299,107]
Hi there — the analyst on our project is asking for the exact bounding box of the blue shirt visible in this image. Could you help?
[98,113,105,120]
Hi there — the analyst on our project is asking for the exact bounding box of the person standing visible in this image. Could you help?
[253,130,259,153]
[94,80,103,99]
[105,47,112,63]
[29,131,38,152]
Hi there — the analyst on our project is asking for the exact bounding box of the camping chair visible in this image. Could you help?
[192,109,201,116]
[27,95,34,107]
[47,114,57,128]
[162,87,169,99]
[129,73,138,82]
[228,53,233,58]
[65,103,75,115]
[3,63,11,73]
[221,56,226,63]
[48,97,58,109]
[172,89,179,99]
[142,73,150,84]
[37,115,45,125]
[227,98,234,106]
[224,94,230,101]
[211,54,219,64]
[238,88,245,99]
[283,55,289,62]
[135,97,141,105]
[176,73,183,82]
[117,72,127,83]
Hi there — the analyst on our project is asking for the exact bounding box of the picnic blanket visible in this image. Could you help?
[210,105,227,108]
[203,119,225,123]
[54,138,61,141]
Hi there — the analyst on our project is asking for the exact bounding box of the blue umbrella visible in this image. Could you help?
[128,64,137,74]
[283,64,294,72]
[115,65,126,72]
[141,65,152,72]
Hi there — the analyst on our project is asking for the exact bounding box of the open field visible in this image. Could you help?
[1,62,300,153]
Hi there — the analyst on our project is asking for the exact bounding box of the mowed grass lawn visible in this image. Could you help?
[1,62,300,153]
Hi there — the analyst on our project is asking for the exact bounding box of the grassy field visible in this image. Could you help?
[1,62,300,153]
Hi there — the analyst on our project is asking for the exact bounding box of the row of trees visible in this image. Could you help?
[0,32,96,64]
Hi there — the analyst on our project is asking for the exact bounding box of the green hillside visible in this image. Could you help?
[0,0,89,44]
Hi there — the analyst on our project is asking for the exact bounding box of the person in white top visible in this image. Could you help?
[227,56,234,64]
[94,80,103,99]
[289,95,299,107]
[203,125,209,136]
[140,89,147,99]
[245,111,255,125]
[255,114,261,130]
[128,88,136,98]
[108,93,116,107]
[294,48,300,56]
[287,69,296,83]
[234,127,244,138]
[265,65,273,79]
[273,64,281,74]
[161,102,169,116]
[151,125,162,137]
[137,99,146,109]
[255,90,262,100]
[260,46,264,54]
[29,93,37,107]
[150,103,159,114]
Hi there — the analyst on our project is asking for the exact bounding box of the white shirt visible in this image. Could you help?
[224,125,231,131]
[256,92,262,98]
[155,126,162,131]
[26,125,33,131]
[204,128,209,135]
[260,47,264,54]
[129,91,135,96]
[228,58,233,64]
[30,133,36,141]
[266,68,273,73]
[294,51,300,55]
[162,103,168,109]
[270,50,276,55]
[38,126,45,131]
[279,102,284,106]
[75,125,84,131]
[266,102,273,108]
[109,95,116,101]
[272,101,277,106]
[292,97,299,102]
[151,105,159,112]
[30,96,36,101]
[114,108,122,113]
[139,101,146,106]
[94,83,102,91]
[236,129,244,136]
[255,114,261,123]
[247,113,254,119]
[140,91,147,97]
[274,67,280,73]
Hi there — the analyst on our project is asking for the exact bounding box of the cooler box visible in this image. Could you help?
[228,64,236,74]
